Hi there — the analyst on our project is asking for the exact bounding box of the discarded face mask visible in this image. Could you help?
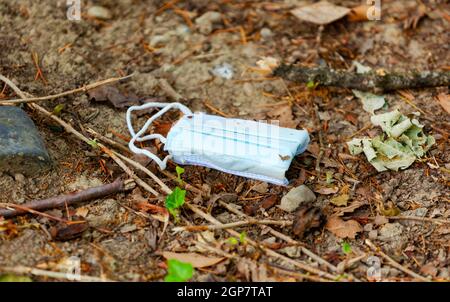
[126,102,310,185]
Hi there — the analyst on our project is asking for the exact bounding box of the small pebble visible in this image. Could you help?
[87,6,112,20]
[260,27,273,40]
[279,185,316,212]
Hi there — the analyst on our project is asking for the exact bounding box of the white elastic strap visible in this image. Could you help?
[126,102,192,170]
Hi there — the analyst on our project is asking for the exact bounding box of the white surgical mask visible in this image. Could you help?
[126,102,309,186]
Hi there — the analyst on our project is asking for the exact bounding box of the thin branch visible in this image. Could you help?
[186,203,340,281]
[0,73,134,105]
[0,203,69,223]
[268,263,331,282]
[388,215,450,225]
[172,219,292,232]
[113,151,172,195]
[0,266,112,282]
[365,239,429,282]
[86,128,131,154]
[0,178,130,218]
[217,200,340,275]
[274,65,450,91]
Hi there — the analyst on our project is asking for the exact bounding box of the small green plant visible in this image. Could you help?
[306,80,319,90]
[175,166,185,185]
[52,104,65,116]
[164,259,194,282]
[165,187,186,221]
[341,241,352,255]
[227,237,239,245]
[87,138,99,149]
[165,166,187,222]
[239,231,247,244]
[227,232,247,246]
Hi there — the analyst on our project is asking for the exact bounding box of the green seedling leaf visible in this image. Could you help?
[53,104,65,116]
[175,166,185,185]
[239,231,247,244]
[165,187,186,220]
[88,139,99,149]
[164,259,194,282]
[227,237,239,245]
[0,274,32,282]
[341,242,352,255]
[306,80,318,89]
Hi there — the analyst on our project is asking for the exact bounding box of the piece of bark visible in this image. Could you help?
[243,194,278,216]
[50,218,89,241]
[292,205,324,238]
[273,65,450,91]
[0,178,130,218]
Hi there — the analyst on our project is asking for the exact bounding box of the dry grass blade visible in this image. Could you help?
[0,74,134,105]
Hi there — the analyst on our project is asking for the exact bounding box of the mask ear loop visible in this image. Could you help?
[126,102,192,170]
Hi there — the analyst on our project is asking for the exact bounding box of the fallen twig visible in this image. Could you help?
[0,73,134,105]
[0,178,132,219]
[0,266,112,282]
[172,219,292,232]
[365,239,429,282]
[86,128,131,154]
[268,263,331,282]
[387,215,450,225]
[0,203,71,223]
[186,203,340,281]
[217,200,341,275]
[274,65,450,91]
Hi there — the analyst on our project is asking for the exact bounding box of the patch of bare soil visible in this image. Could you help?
[0,0,449,281]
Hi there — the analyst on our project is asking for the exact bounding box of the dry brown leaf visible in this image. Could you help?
[49,219,89,241]
[347,5,370,22]
[314,186,339,195]
[162,252,224,268]
[87,85,139,108]
[243,194,278,216]
[291,1,351,25]
[326,216,362,239]
[75,207,89,218]
[292,205,324,238]
[333,201,365,217]
[330,194,349,207]
[267,105,297,128]
[436,93,450,115]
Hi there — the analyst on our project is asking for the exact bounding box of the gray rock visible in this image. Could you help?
[279,185,316,212]
[0,106,51,176]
